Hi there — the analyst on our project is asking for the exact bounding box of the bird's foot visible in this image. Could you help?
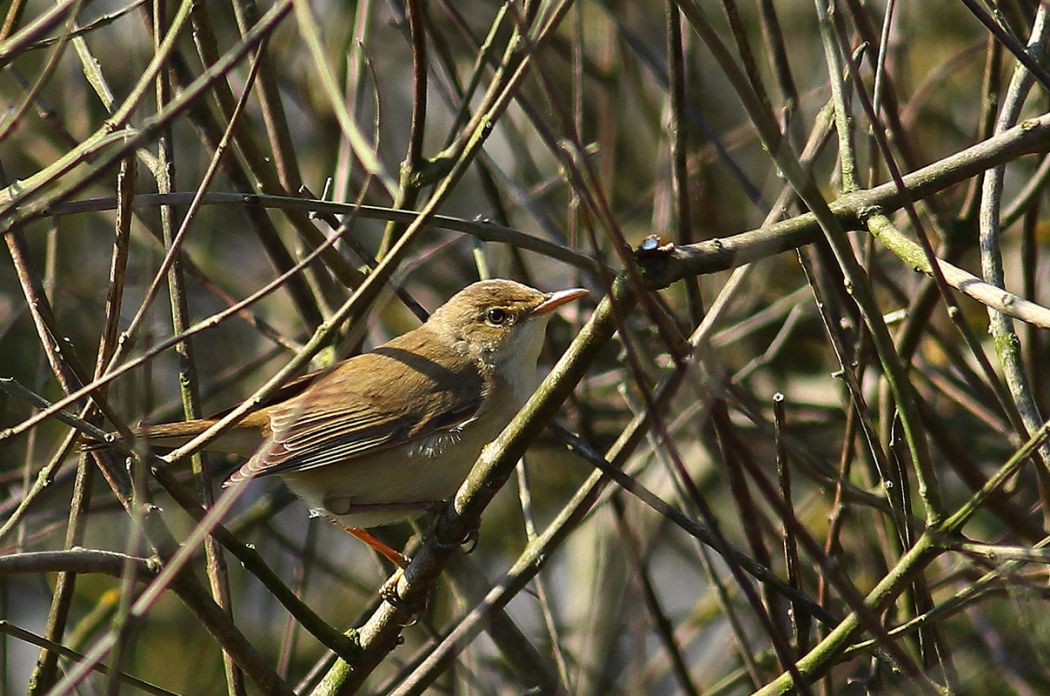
[434,522,480,554]
[380,568,428,624]
[380,568,404,603]
[460,526,480,555]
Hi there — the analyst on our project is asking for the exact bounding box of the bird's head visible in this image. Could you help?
[428,279,587,370]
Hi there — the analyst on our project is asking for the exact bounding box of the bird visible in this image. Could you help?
[125,279,587,566]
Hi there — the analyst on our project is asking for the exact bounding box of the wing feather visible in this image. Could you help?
[230,327,485,482]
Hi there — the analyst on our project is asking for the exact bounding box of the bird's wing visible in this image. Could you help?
[227,330,485,482]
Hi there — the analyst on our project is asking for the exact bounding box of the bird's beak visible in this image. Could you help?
[531,288,589,316]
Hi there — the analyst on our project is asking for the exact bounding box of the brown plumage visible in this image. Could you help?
[226,326,487,484]
[108,279,587,533]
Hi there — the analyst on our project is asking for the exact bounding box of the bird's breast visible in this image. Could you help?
[493,360,539,407]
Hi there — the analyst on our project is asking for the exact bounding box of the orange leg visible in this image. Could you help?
[342,526,410,568]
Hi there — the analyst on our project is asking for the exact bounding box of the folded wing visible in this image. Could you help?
[226,330,485,485]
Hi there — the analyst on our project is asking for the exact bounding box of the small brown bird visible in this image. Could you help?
[134,279,587,564]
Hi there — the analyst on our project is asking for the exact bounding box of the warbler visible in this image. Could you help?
[131,279,587,564]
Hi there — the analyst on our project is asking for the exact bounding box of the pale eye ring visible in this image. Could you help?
[486,308,509,326]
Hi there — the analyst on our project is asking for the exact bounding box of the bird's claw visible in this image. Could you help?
[433,524,480,554]
[461,527,480,555]
[380,568,427,624]
[379,568,404,603]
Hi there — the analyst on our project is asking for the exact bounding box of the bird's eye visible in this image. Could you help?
[486,308,509,326]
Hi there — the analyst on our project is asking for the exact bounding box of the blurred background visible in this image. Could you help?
[2,0,1050,694]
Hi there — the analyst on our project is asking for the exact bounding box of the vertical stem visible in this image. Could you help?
[666,1,702,320]
[755,0,803,146]
[5,225,96,696]
[979,6,1050,472]
[612,497,702,696]
[377,0,429,258]
[152,1,242,693]
[773,393,809,653]
[515,461,571,690]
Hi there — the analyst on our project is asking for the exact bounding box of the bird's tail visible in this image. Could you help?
[82,414,266,457]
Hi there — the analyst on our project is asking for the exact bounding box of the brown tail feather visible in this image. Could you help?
[79,419,219,452]
[83,412,269,457]
[139,418,221,442]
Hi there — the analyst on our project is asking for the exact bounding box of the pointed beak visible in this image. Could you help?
[530,288,589,317]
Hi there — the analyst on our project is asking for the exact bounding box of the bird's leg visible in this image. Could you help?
[338,525,419,610]
[340,525,410,568]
